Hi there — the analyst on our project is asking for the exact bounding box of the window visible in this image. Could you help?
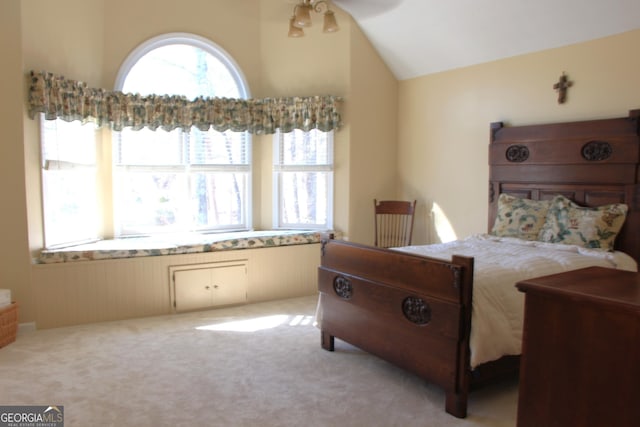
[113,34,251,236]
[40,118,99,247]
[273,129,333,229]
[38,33,252,248]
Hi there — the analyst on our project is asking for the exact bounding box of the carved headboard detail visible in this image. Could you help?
[488,109,640,263]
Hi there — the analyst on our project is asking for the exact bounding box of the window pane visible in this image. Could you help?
[42,119,96,165]
[42,169,98,246]
[117,128,184,165]
[280,171,328,226]
[115,172,189,234]
[190,129,248,165]
[41,117,98,247]
[274,129,333,229]
[280,129,330,165]
[190,172,247,228]
[122,44,240,99]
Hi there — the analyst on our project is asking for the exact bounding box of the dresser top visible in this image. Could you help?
[516,266,640,312]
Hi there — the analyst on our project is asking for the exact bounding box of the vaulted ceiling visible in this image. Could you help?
[333,0,640,80]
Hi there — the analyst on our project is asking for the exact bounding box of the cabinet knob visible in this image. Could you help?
[205,285,210,290]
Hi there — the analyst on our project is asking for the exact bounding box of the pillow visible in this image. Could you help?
[537,195,628,251]
[491,193,551,241]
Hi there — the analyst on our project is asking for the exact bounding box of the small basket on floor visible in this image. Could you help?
[0,302,18,349]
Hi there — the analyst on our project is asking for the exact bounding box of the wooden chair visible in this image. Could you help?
[374,199,417,248]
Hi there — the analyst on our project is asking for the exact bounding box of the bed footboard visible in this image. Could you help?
[317,238,474,418]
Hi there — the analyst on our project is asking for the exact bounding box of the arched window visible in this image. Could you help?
[113,33,251,236]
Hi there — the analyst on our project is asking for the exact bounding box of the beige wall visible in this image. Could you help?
[398,29,640,245]
[0,1,32,323]
[346,22,398,245]
[2,0,397,326]
[102,0,260,92]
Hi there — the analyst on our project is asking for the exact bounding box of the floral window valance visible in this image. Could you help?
[27,71,342,134]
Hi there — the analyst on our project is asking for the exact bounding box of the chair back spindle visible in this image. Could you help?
[374,199,417,248]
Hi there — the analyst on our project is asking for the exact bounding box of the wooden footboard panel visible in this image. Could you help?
[317,239,474,417]
[319,239,468,303]
[318,269,461,385]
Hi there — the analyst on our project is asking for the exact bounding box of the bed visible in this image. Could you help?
[316,109,640,418]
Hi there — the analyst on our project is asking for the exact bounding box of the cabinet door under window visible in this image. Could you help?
[171,261,248,312]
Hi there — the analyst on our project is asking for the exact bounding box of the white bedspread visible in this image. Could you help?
[393,234,638,368]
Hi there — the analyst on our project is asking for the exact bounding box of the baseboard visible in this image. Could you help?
[18,322,37,334]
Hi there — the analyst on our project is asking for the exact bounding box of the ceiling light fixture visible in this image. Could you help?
[288,0,339,38]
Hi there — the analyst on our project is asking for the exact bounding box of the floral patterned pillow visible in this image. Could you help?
[537,195,628,251]
[491,193,551,241]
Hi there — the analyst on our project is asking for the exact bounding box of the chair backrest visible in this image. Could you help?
[374,199,417,248]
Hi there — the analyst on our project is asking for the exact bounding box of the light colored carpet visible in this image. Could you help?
[0,295,518,427]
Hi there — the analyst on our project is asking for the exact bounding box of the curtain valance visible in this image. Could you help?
[27,71,342,134]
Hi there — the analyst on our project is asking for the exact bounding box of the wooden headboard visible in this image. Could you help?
[488,109,640,264]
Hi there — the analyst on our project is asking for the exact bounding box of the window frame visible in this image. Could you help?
[112,33,253,237]
[39,116,101,248]
[114,32,250,99]
[112,129,252,236]
[273,129,334,230]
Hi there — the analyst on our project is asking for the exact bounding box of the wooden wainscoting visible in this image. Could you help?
[31,244,321,329]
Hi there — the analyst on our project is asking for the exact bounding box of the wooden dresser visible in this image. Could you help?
[516,266,640,427]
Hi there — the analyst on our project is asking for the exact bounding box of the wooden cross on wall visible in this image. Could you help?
[553,72,573,104]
